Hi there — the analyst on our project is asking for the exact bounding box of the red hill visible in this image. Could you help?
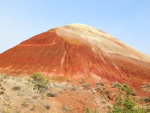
[0,24,150,93]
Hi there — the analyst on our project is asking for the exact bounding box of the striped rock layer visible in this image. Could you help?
[0,24,150,92]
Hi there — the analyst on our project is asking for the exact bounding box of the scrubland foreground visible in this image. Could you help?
[0,73,149,113]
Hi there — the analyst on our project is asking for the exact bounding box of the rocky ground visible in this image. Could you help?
[0,74,113,113]
[0,74,149,113]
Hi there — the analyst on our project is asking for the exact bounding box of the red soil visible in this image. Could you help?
[0,24,150,96]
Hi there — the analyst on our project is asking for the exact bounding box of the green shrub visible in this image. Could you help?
[124,95,135,110]
[21,101,29,107]
[117,92,122,106]
[112,82,122,88]
[121,84,133,95]
[82,83,91,89]
[142,97,150,103]
[85,107,99,113]
[96,83,104,86]
[111,84,146,113]
[30,73,49,92]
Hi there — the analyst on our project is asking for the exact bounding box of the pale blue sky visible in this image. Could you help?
[0,0,150,56]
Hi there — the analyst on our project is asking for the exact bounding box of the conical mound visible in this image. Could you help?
[0,24,150,91]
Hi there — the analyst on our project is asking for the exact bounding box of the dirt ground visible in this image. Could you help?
[0,74,149,113]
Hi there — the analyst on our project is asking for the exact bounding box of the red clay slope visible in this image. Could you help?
[0,24,150,90]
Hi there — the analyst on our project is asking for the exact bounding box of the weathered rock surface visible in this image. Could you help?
[0,24,150,96]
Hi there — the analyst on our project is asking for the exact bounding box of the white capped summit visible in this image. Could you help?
[53,23,150,61]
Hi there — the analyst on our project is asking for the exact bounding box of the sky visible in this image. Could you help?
[0,0,150,56]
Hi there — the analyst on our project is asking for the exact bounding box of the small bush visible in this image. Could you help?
[121,84,133,95]
[21,101,29,107]
[0,91,4,95]
[62,105,72,112]
[82,83,91,89]
[112,82,122,88]
[12,86,21,91]
[85,107,99,113]
[111,84,146,113]
[142,97,150,103]
[46,92,57,97]
[96,82,104,86]
[141,83,150,88]
[30,73,49,92]
[45,105,50,110]
[30,106,35,111]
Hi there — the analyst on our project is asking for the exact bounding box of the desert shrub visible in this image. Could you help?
[0,91,4,95]
[121,84,133,95]
[123,95,135,110]
[45,105,50,110]
[46,92,57,97]
[12,86,21,91]
[111,84,146,113]
[85,107,99,113]
[30,73,49,92]
[80,79,91,89]
[112,82,122,88]
[141,83,150,88]
[96,82,104,86]
[111,96,146,113]
[21,101,29,107]
[82,82,91,89]
[62,105,72,112]
[85,107,90,113]
[142,97,150,103]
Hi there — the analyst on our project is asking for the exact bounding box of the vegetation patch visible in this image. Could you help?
[46,92,57,97]
[141,97,150,103]
[85,107,100,113]
[80,79,91,89]
[110,84,146,113]
[21,101,29,107]
[0,91,4,95]
[12,86,21,91]
[45,105,50,110]
[82,82,91,89]
[112,82,122,88]
[30,73,49,92]
[62,105,72,112]
[141,83,150,88]
[96,82,104,86]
